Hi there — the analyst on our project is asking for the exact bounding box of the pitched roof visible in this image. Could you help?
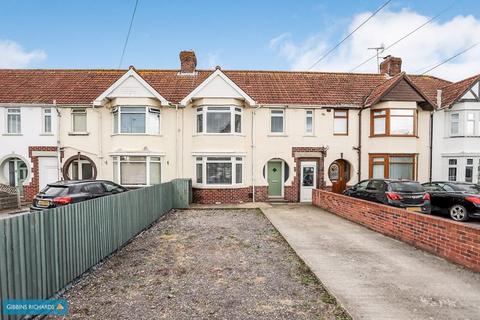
[0,68,452,107]
[441,74,480,108]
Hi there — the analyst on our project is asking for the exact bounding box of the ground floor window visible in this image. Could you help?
[0,157,28,187]
[195,156,243,186]
[369,154,416,180]
[113,155,161,187]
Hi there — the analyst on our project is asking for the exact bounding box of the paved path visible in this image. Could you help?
[262,203,480,320]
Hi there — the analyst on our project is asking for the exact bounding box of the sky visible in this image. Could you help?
[0,0,479,81]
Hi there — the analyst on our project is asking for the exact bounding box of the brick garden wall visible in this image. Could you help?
[0,191,19,210]
[313,189,480,272]
[193,186,268,204]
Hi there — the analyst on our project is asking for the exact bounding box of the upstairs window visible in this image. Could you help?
[466,113,475,136]
[305,110,314,134]
[270,109,285,133]
[195,156,243,186]
[71,108,87,133]
[113,106,160,134]
[333,109,348,135]
[196,106,241,134]
[450,113,460,136]
[7,108,21,134]
[371,109,416,136]
[42,108,52,133]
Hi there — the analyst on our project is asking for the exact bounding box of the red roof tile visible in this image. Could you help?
[441,74,480,108]
[0,68,452,107]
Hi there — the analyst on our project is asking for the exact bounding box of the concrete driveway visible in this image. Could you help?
[263,204,480,320]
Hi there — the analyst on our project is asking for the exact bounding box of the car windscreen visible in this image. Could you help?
[450,184,480,194]
[41,186,68,197]
[390,182,424,193]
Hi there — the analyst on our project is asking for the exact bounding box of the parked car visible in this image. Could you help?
[343,179,431,213]
[421,182,480,222]
[31,180,128,211]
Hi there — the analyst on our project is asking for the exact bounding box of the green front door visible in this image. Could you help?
[267,161,282,197]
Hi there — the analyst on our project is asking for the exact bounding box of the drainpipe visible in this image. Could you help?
[92,101,103,178]
[429,112,434,182]
[354,108,363,182]
[54,100,61,180]
[251,103,262,202]
[175,104,179,178]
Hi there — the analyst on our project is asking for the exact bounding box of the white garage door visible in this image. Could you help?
[39,157,59,190]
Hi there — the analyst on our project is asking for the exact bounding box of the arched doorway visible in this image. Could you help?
[328,159,351,194]
[263,159,290,198]
[62,154,97,180]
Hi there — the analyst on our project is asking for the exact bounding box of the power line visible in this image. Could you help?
[349,3,454,72]
[420,43,479,75]
[118,0,139,69]
[307,0,392,71]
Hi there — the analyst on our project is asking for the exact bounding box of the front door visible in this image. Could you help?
[330,160,349,194]
[39,157,58,190]
[300,161,317,202]
[267,161,283,197]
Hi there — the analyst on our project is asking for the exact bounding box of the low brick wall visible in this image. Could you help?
[0,191,19,211]
[313,189,480,272]
[193,186,268,204]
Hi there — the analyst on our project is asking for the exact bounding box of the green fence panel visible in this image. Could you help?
[0,179,191,320]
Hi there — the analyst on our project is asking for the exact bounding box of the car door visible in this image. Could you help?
[351,180,369,199]
[365,180,385,203]
[422,183,444,211]
[84,183,107,199]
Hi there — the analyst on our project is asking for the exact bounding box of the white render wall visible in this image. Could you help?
[0,105,58,186]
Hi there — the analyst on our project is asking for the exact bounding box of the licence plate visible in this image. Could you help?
[406,207,422,212]
[37,200,50,207]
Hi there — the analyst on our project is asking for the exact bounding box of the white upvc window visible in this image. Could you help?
[448,159,458,181]
[195,156,243,186]
[6,108,21,134]
[466,112,476,136]
[466,158,474,182]
[196,106,242,134]
[112,106,160,134]
[112,155,161,187]
[305,109,314,134]
[71,108,87,133]
[270,109,285,133]
[450,113,460,136]
[42,108,52,134]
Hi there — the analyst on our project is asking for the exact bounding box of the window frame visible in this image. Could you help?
[42,107,53,134]
[448,158,457,182]
[270,109,285,134]
[112,155,162,187]
[368,154,417,180]
[195,156,244,187]
[305,109,314,135]
[370,108,417,137]
[112,106,161,135]
[195,106,242,135]
[6,108,21,134]
[71,108,87,133]
[333,109,348,135]
[449,112,460,136]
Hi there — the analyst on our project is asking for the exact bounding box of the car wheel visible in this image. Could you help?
[449,204,469,222]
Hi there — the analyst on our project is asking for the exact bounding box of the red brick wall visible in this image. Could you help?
[193,186,268,204]
[23,146,58,202]
[313,189,480,272]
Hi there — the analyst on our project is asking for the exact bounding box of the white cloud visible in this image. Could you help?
[0,39,46,68]
[269,9,480,81]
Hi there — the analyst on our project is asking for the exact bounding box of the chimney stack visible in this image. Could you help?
[179,50,197,74]
[380,55,402,77]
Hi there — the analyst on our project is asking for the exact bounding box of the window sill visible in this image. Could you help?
[39,133,54,136]
[303,134,316,137]
[369,135,418,138]
[267,134,288,137]
[2,133,23,136]
[192,133,245,137]
[193,184,245,189]
[68,132,90,136]
[447,135,480,138]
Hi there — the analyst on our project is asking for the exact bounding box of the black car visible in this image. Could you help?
[31,180,128,211]
[344,179,431,213]
[421,182,480,222]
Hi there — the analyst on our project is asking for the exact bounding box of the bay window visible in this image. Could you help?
[113,106,160,134]
[196,106,242,134]
[369,154,416,180]
[450,113,460,136]
[271,109,284,133]
[371,109,416,136]
[333,109,348,135]
[7,108,21,134]
[113,155,161,186]
[195,156,243,186]
[466,113,475,136]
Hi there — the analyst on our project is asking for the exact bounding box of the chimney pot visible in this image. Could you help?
[179,50,197,74]
[380,56,402,76]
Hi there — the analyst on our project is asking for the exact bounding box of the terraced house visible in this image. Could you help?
[0,51,477,204]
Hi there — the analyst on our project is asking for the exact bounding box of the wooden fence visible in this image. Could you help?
[0,179,191,319]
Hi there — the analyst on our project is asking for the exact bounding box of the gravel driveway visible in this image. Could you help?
[51,209,349,319]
